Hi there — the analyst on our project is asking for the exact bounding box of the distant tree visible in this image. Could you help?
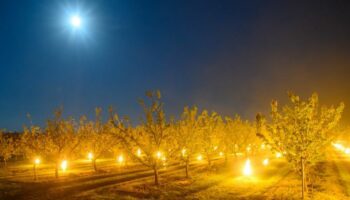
[45,109,81,178]
[110,90,172,185]
[219,115,259,162]
[175,106,201,178]
[10,133,22,161]
[22,125,44,158]
[256,92,344,199]
[198,110,222,168]
[22,124,45,180]
[0,131,15,168]
[239,121,260,157]
[79,108,116,172]
[220,116,239,161]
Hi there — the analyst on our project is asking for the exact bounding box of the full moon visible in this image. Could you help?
[70,15,82,28]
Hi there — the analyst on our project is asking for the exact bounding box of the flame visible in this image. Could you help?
[88,152,93,160]
[61,160,68,171]
[345,148,350,154]
[137,149,142,157]
[156,151,162,159]
[333,143,345,151]
[117,155,124,164]
[263,158,269,166]
[243,159,252,176]
[181,149,186,157]
[34,158,41,165]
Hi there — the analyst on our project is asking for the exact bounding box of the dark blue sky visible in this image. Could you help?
[1,1,350,130]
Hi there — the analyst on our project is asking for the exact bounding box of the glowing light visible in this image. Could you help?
[161,156,167,167]
[161,156,167,162]
[263,158,269,166]
[197,154,203,161]
[117,155,124,164]
[88,152,93,160]
[246,146,251,152]
[276,152,282,158]
[156,151,162,159]
[181,149,186,157]
[261,144,266,150]
[333,143,345,151]
[243,159,252,176]
[345,148,350,154]
[61,160,68,171]
[137,148,142,157]
[213,146,218,150]
[219,152,223,157]
[34,158,41,165]
[70,15,82,28]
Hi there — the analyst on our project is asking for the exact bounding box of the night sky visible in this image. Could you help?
[1,1,350,130]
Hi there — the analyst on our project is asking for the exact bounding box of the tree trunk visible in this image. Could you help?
[153,165,159,186]
[33,164,37,180]
[301,158,306,200]
[207,154,212,168]
[4,159,7,168]
[93,159,97,172]
[185,159,189,178]
[224,153,228,164]
[55,162,59,178]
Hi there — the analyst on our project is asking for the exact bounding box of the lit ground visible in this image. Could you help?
[0,153,350,200]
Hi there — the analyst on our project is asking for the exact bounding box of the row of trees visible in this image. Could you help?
[0,90,259,185]
[0,90,345,199]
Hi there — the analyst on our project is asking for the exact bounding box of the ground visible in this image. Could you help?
[0,152,350,200]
